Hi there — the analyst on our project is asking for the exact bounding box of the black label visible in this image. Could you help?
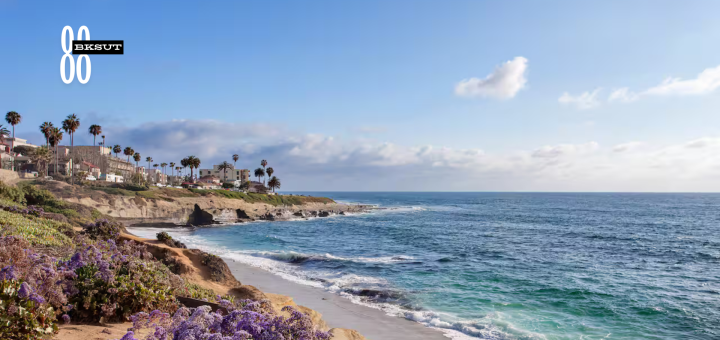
[71,40,124,54]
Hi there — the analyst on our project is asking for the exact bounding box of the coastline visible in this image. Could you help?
[224,257,451,340]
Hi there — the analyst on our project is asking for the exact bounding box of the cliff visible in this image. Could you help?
[37,181,370,226]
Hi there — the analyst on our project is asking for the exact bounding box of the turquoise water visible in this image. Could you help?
[130,192,720,339]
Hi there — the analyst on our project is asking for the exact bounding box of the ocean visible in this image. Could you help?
[128,192,720,339]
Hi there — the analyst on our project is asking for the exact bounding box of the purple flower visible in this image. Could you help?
[119,331,138,340]
[30,293,45,304]
[18,282,31,299]
[0,265,17,280]
[62,314,71,324]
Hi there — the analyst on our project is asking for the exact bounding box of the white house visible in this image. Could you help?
[99,173,124,183]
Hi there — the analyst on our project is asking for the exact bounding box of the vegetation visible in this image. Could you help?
[0,209,73,247]
[268,176,281,192]
[156,231,186,248]
[39,121,54,148]
[5,111,21,171]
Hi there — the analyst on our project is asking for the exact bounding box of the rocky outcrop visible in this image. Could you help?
[187,204,216,225]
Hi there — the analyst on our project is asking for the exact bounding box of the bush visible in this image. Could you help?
[123,303,330,340]
[82,219,124,242]
[0,279,59,339]
[156,232,186,249]
[221,182,235,189]
[0,181,26,205]
[0,210,73,247]
[60,239,185,322]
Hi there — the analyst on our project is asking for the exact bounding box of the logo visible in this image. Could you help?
[60,26,124,84]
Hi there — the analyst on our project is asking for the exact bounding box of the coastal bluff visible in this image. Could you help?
[37,181,371,227]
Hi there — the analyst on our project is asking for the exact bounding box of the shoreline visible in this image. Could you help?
[223,257,451,340]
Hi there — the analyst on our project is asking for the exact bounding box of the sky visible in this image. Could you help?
[2,0,720,191]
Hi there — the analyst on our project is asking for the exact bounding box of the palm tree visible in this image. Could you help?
[254,167,265,184]
[169,162,175,178]
[133,152,141,168]
[161,162,168,175]
[232,154,239,167]
[266,167,274,181]
[146,156,153,170]
[88,124,102,146]
[260,159,268,183]
[5,111,21,171]
[62,114,80,184]
[101,135,106,147]
[124,147,134,162]
[185,156,201,182]
[39,122,53,148]
[48,127,63,175]
[113,145,121,158]
[268,176,281,193]
[0,125,9,146]
[218,161,231,182]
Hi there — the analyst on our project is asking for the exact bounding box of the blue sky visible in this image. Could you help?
[2,0,720,191]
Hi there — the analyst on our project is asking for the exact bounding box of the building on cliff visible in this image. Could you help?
[198,164,249,182]
[146,168,167,184]
[57,145,135,179]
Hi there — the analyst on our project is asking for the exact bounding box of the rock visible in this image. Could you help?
[339,211,346,215]
[330,328,367,340]
[318,211,330,217]
[259,212,275,221]
[228,285,267,301]
[235,209,251,219]
[187,204,215,225]
[293,211,306,218]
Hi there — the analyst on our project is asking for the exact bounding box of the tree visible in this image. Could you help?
[260,160,268,184]
[39,122,53,148]
[266,167,274,181]
[0,125,9,146]
[133,152,141,168]
[268,176,281,193]
[146,156,153,170]
[218,161,231,182]
[232,154,239,166]
[29,146,53,177]
[184,156,201,182]
[113,145,122,158]
[49,127,63,175]
[169,162,175,178]
[5,111,22,171]
[101,135,106,147]
[161,162,168,176]
[124,147,134,162]
[62,114,80,184]
[88,124,102,146]
[254,167,265,183]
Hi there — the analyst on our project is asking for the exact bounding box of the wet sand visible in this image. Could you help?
[226,260,450,340]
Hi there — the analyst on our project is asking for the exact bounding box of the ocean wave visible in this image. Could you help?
[126,228,531,340]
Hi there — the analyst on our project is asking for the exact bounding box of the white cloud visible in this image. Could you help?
[608,88,639,103]
[558,89,602,110]
[612,141,644,153]
[43,118,720,191]
[644,65,720,96]
[455,56,528,99]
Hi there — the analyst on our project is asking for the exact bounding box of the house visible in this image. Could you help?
[146,169,167,184]
[198,164,249,182]
[248,181,268,193]
[99,173,124,183]
[80,161,102,178]
[197,175,221,185]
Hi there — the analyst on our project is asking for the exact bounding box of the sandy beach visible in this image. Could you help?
[226,259,450,340]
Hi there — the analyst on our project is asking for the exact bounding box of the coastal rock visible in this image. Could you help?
[236,209,251,219]
[293,211,306,218]
[187,204,215,225]
[229,285,267,301]
[330,328,367,340]
[318,211,330,217]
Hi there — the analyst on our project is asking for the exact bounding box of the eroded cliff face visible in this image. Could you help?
[41,181,368,226]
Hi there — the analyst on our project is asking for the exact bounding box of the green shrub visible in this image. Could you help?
[0,279,59,339]
[156,231,172,242]
[0,210,72,247]
[0,181,26,205]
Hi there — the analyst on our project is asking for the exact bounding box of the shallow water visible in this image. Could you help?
[129,192,720,339]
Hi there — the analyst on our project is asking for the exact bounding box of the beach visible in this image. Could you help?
[226,259,450,340]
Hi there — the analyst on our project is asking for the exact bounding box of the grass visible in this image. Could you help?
[89,186,137,197]
[0,210,73,247]
[190,189,334,206]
